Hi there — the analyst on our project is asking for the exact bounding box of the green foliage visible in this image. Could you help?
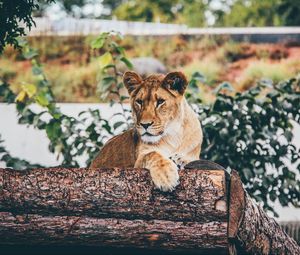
[197,78,300,214]
[91,32,133,130]
[0,33,300,216]
[177,0,207,27]
[215,0,300,27]
[0,0,54,53]
[7,0,299,31]
[0,39,115,167]
[216,0,281,27]
[2,36,300,104]
[238,60,295,91]
[113,0,177,23]
[277,0,300,26]
[111,0,300,27]
[112,0,209,27]
[183,57,222,86]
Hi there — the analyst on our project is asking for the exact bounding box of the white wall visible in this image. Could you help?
[0,103,299,221]
[29,18,188,36]
[0,103,127,166]
[29,18,300,37]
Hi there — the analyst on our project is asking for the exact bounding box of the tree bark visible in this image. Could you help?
[0,166,228,254]
[0,212,227,253]
[228,170,300,255]
[0,162,299,255]
[0,167,227,222]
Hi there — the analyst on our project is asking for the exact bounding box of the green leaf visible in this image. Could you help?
[23,48,38,60]
[112,42,125,54]
[17,37,27,47]
[242,168,254,180]
[15,90,27,102]
[259,78,273,88]
[32,66,43,75]
[103,64,115,70]
[99,52,112,69]
[191,71,206,83]
[22,83,37,98]
[120,57,133,69]
[214,82,234,94]
[35,91,50,106]
[100,76,115,92]
[113,121,125,130]
[91,37,105,49]
[46,121,62,141]
[283,130,293,142]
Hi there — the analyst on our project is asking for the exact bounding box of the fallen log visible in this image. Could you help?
[0,212,227,252]
[228,170,300,255]
[0,166,227,222]
[0,160,299,254]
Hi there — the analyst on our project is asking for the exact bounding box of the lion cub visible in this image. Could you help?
[90,71,203,191]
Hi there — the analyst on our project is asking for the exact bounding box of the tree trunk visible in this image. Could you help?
[0,212,227,253]
[0,161,299,254]
[0,166,228,254]
[0,167,227,222]
[228,170,300,255]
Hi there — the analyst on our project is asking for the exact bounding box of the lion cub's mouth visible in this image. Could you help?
[142,132,155,137]
[140,131,164,144]
[141,130,164,137]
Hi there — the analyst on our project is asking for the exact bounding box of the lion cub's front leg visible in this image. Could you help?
[135,151,179,192]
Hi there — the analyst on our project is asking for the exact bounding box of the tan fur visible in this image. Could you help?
[90,71,203,191]
[90,129,137,168]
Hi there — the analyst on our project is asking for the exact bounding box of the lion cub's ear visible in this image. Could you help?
[123,71,143,95]
[162,71,188,96]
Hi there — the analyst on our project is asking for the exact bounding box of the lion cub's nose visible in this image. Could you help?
[141,122,154,130]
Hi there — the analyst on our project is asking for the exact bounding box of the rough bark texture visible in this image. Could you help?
[0,212,227,253]
[0,166,228,254]
[237,193,300,255]
[0,167,227,223]
[0,164,299,255]
[229,170,300,255]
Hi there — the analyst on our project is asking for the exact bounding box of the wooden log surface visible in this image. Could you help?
[0,167,227,222]
[0,212,228,252]
[229,170,300,255]
[0,166,229,253]
[1,163,299,255]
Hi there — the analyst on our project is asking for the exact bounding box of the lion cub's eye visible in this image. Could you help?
[135,99,143,107]
[156,98,165,107]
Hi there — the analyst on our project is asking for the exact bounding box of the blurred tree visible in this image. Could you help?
[96,0,300,27]
[8,0,299,28]
[215,0,281,27]
[177,0,208,27]
[61,0,85,13]
[34,0,115,19]
[215,0,300,27]
[277,0,300,26]
[113,0,178,23]
[102,0,123,13]
[0,0,54,53]
[113,0,210,26]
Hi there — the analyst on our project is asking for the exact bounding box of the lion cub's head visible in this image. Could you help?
[123,71,188,144]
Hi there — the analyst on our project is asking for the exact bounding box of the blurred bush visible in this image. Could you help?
[196,79,300,214]
[182,57,222,86]
[2,35,300,103]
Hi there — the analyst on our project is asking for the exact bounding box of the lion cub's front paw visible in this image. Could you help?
[149,160,179,192]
